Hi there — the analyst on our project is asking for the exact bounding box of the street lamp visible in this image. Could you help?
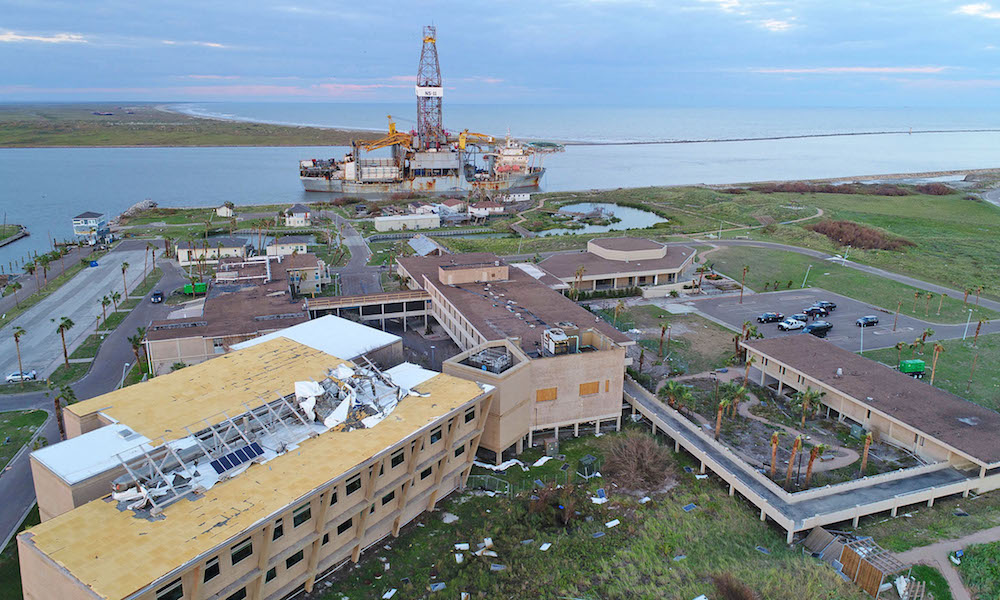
[801,264,812,288]
[430,345,436,369]
[118,362,131,389]
[963,309,974,340]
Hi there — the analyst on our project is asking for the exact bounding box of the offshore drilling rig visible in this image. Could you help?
[298,25,562,196]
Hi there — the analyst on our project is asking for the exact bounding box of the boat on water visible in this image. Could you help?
[299,26,561,196]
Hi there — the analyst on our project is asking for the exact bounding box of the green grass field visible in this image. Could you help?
[0,410,47,470]
[708,246,998,324]
[0,225,22,243]
[68,334,105,360]
[131,267,163,298]
[910,565,953,600]
[959,541,1000,599]
[853,490,1000,552]
[320,431,864,600]
[863,333,1000,411]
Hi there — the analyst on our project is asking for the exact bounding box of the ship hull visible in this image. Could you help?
[302,169,543,195]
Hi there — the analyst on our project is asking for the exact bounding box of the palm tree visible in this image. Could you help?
[658,324,667,357]
[894,342,906,366]
[793,387,825,429]
[912,337,924,356]
[162,236,172,259]
[785,435,802,488]
[930,342,946,384]
[110,290,121,312]
[804,443,828,487]
[128,327,147,374]
[8,281,21,308]
[912,290,920,313]
[974,319,986,347]
[770,431,781,479]
[661,380,684,408]
[924,292,932,316]
[23,261,37,289]
[739,265,749,304]
[12,326,26,388]
[37,254,50,285]
[714,399,730,440]
[729,385,749,418]
[744,355,757,385]
[48,383,76,441]
[120,262,129,296]
[613,299,626,328]
[638,348,645,374]
[572,265,586,300]
[53,316,74,368]
[921,328,934,343]
[99,295,110,322]
[860,432,873,474]
[143,242,152,283]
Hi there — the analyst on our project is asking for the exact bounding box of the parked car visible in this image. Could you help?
[790,313,809,323]
[803,306,829,318]
[5,370,37,383]
[777,318,806,331]
[856,315,879,327]
[757,312,784,323]
[803,321,833,337]
[151,290,164,303]
[812,300,837,312]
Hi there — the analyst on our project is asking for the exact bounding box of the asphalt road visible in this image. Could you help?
[333,220,382,295]
[688,288,1000,352]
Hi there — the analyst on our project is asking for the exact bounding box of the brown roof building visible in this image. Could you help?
[397,253,633,463]
[744,335,1000,470]
[538,237,696,294]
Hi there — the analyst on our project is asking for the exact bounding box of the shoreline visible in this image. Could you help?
[154,103,377,135]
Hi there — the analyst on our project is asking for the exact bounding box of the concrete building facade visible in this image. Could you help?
[373,214,441,232]
[537,238,696,295]
[72,212,110,244]
[175,237,250,267]
[284,204,311,227]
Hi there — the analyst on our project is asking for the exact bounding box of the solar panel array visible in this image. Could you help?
[210,442,264,475]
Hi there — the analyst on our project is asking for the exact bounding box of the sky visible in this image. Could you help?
[2,0,1000,106]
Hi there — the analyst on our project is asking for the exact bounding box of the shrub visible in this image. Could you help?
[600,430,673,491]
[806,220,915,251]
[915,183,954,195]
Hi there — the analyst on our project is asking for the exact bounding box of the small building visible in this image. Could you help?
[538,237,696,295]
[285,203,312,227]
[373,213,441,232]
[407,234,448,257]
[175,236,249,267]
[266,235,312,257]
[439,198,466,214]
[409,201,437,215]
[215,204,235,218]
[469,201,504,218]
[494,192,530,203]
[283,253,331,295]
[71,212,109,245]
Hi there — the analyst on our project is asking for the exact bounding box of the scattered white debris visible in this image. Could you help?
[455,543,470,551]
[639,496,651,504]
[461,594,470,600]
[539,543,551,551]
[442,512,459,524]
[693,596,708,600]
[606,519,620,528]
[455,553,464,564]
[533,456,553,467]
[483,537,494,548]
[695,474,708,480]
[382,590,397,599]
[594,433,604,438]
[894,576,909,598]
[628,328,642,334]
[474,459,525,471]
[483,550,498,557]
[950,554,961,565]
[591,496,609,505]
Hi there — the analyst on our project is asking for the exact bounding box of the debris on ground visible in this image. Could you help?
[592,531,605,538]
[606,519,620,528]
[454,553,463,564]
[429,582,446,592]
[683,503,698,512]
[381,590,397,599]
[442,512,459,524]
[520,539,534,545]
[533,456,553,467]
[755,545,771,555]
[673,554,687,561]
[695,474,708,480]
[540,542,551,551]
[639,496,651,504]
[455,542,470,551]
[490,564,506,571]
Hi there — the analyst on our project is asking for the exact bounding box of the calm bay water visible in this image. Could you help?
[2,103,1000,265]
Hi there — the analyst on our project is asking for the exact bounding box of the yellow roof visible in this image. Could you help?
[68,337,346,444]
[27,370,486,599]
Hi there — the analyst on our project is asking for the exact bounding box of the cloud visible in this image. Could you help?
[162,40,228,48]
[893,77,1000,89]
[175,75,242,80]
[955,3,1000,18]
[754,66,951,74]
[0,30,87,44]
[758,18,793,32]
[700,0,743,13]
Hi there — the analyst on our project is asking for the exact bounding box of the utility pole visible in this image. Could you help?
[893,301,901,332]
[801,264,812,288]
[739,265,748,304]
[963,309,973,340]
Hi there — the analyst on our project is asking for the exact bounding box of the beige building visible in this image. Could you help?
[265,236,311,257]
[175,237,249,267]
[397,253,632,463]
[20,337,494,600]
[744,335,1000,476]
[216,205,235,218]
[537,237,696,295]
[373,213,441,232]
[284,204,311,227]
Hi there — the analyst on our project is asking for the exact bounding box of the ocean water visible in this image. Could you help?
[2,103,1000,266]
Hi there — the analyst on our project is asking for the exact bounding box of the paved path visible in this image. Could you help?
[334,220,381,296]
[896,525,1000,600]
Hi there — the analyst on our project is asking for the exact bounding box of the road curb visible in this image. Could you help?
[2,409,51,481]
[0,500,36,553]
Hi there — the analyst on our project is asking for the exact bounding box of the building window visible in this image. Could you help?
[286,550,304,569]
[455,444,466,458]
[204,557,220,582]
[155,578,183,600]
[346,474,362,496]
[337,518,353,535]
[391,449,405,468]
[265,568,277,583]
[536,387,558,402]
[272,518,284,540]
[465,408,476,423]
[329,490,338,506]
[420,466,433,480]
[322,533,330,545]
[293,503,312,527]
[382,490,396,506]
[579,381,600,396]
[213,338,225,354]
[867,410,872,420]
[225,588,247,600]
[430,427,442,444]
[231,538,253,565]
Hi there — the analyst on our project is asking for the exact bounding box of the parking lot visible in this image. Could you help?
[690,288,969,353]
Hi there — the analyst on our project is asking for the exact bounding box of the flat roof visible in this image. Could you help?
[26,353,488,600]
[538,245,695,279]
[397,253,631,353]
[31,424,152,485]
[744,335,1000,466]
[231,315,400,360]
[176,236,248,250]
[69,338,343,443]
[590,237,664,252]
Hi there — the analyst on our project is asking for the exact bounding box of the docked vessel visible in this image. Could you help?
[299,26,561,196]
